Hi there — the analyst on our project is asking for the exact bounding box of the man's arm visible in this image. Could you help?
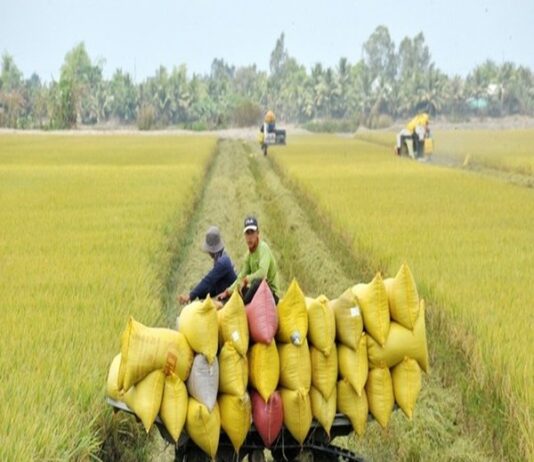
[246,245,270,282]
[227,253,250,293]
[189,263,225,301]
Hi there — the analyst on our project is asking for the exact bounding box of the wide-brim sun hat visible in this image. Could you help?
[202,226,224,253]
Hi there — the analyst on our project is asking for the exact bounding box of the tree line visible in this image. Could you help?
[1,26,533,131]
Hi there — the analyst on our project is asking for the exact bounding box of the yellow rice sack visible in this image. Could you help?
[218,290,249,356]
[278,339,311,391]
[338,334,368,396]
[248,340,280,401]
[367,300,429,372]
[179,297,218,363]
[277,279,308,345]
[384,263,419,329]
[219,393,252,452]
[174,332,195,382]
[219,342,248,396]
[119,317,191,391]
[329,288,363,350]
[337,378,368,437]
[310,344,338,400]
[310,386,336,436]
[366,367,394,429]
[352,273,390,346]
[186,399,220,459]
[280,388,312,444]
[306,295,335,355]
[123,369,165,432]
[392,357,422,420]
[160,374,188,442]
[106,354,122,401]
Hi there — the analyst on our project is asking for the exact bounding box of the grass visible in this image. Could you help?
[0,134,216,460]
[269,135,533,460]
[355,128,534,176]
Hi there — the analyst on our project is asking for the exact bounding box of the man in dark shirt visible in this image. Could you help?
[178,226,237,304]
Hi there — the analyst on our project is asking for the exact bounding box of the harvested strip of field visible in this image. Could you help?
[0,135,216,460]
[355,128,534,184]
[269,135,533,460]
[167,139,491,461]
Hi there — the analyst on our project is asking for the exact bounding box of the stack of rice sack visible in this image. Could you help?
[329,288,368,436]
[106,263,429,457]
[355,263,429,429]
[106,312,195,443]
[246,280,283,449]
[277,280,312,445]
[307,294,337,438]
[217,290,251,455]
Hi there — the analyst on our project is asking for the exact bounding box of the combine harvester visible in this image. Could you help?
[258,110,286,156]
[107,266,428,462]
[396,112,433,161]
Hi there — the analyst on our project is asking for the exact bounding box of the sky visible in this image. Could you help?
[2,0,533,83]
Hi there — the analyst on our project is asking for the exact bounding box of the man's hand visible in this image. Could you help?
[216,289,230,301]
[178,293,190,305]
[240,276,249,290]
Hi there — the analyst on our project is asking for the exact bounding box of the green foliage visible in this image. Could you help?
[137,104,155,130]
[303,118,359,133]
[1,28,534,129]
[231,100,262,127]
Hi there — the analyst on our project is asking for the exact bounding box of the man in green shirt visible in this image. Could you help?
[218,216,280,304]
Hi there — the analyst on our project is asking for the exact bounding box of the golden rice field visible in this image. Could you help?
[0,134,216,460]
[356,128,534,175]
[270,135,534,458]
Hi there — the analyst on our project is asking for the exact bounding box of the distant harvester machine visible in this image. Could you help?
[259,110,286,156]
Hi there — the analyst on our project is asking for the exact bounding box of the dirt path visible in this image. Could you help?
[155,139,493,461]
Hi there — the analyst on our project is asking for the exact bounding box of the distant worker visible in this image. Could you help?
[395,112,430,158]
[217,216,280,304]
[178,226,237,304]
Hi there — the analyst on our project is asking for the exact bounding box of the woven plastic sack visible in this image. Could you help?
[280,387,312,444]
[219,393,252,452]
[392,357,422,419]
[218,290,249,356]
[330,289,363,350]
[337,333,368,396]
[186,399,220,459]
[219,342,248,396]
[310,344,338,399]
[251,390,283,448]
[248,340,280,401]
[337,378,368,437]
[118,317,191,391]
[310,386,336,436]
[277,279,308,345]
[352,273,390,346]
[123,369,165,432]
[106,354,122,401]
[367,300,429,372]
[178,297,218,363]
[384,263,420,329]
[160,373,188,442]
[306,295,335,355]
[246,279,278,344]
[278,339,311,391]
[186,354,219,412]
[366,367,394,429]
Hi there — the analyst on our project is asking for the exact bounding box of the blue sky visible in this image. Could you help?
[2,0,533,82]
